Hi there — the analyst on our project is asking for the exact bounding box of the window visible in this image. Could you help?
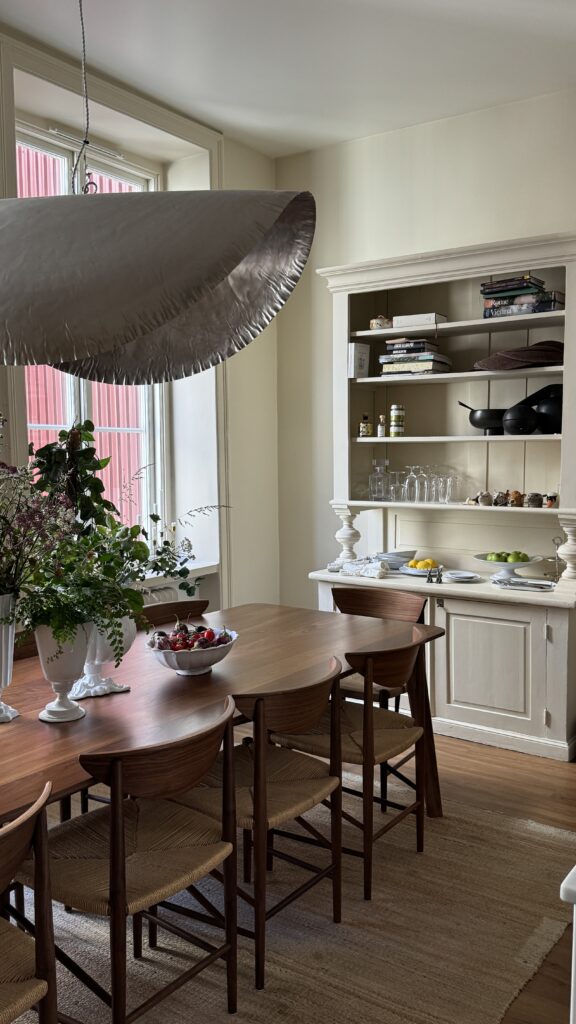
[16,130,161,526]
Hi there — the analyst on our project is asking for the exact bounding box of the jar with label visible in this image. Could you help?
[358,414,373,437]
[389,404,405,437]
[377,414,386,437]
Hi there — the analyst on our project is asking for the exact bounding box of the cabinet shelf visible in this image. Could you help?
[351,366,564,386]
[350,310,565,340]
[345,499,559,515]
[353,434,561,444]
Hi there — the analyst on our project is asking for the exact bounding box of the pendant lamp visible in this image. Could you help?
[0,0,315,384]
[0,188,315,383]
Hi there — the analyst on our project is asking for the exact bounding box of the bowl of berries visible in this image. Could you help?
[146,621,238,676]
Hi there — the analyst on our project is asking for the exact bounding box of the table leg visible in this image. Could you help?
[408,647,443,818]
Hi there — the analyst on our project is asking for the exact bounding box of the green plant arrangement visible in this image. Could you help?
[29,420,118,532]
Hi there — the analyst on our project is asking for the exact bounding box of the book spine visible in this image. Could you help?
[480,274,545,292]
[379,352,451,364]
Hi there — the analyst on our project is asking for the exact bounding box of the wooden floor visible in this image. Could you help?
[433,734,574,1024]
[50,732,575,1023]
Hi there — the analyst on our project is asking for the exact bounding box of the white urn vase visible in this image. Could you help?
[35,623,93,723]
[69,617,136,700]
[0,593,18,723]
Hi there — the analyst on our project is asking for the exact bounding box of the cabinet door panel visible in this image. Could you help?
[434,598,547,736]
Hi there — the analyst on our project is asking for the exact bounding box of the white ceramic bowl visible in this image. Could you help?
[150,630,238,676]
[474,553,542,580]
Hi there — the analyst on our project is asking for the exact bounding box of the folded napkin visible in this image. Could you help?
[340,558,389,579]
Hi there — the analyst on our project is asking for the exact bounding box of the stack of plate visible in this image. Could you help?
[443,570,482,584]
[376,550,417,571]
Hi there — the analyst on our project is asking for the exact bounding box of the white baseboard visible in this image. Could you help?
[432,716,574,761]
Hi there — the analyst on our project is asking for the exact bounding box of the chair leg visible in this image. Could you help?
[59,795,72,824]
[132,912,142,959]
[243,829,252,884]
[253,823,267,990]
[80,788,89,815]
[110,909,127,1024]
[147,904,158,949]
[59,797,74,915]
[362,762,374,901]
[331,784,342,924]
[415,737,425,854]
[394,694,401,713]
[266,830,274,871]
[378,692,390,814]
[223,846,238,1013]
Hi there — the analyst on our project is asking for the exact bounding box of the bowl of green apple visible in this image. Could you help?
[475,550,542,581]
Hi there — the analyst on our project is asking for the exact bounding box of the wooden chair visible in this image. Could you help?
[18,699,237,1022]
[332,587,426,811]
[140,598,209,629]
[172,658,342,990]
[67,598,211,822]
[0,783,57,1024]
[272,640,427,900]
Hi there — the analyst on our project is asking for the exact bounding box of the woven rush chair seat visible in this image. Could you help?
[272,704,422,766]
[18,798,231,917]
[0,919,48,1024]
[174,743,339,829]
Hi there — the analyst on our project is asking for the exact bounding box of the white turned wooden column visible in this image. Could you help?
[332,503,361,564]
[555,510,576,595]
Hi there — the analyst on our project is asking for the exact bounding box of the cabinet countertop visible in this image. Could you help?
[309,569,576,608]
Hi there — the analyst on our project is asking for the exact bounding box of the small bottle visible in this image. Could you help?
[377,413,386,437]
[358,414,373,437]
[389,404,405,437]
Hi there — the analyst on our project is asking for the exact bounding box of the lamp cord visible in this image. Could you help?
[71,0,97,194]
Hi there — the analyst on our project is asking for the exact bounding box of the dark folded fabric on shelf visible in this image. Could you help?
[474,339,564,371]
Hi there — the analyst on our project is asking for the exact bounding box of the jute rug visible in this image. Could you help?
[22,788,576,1024]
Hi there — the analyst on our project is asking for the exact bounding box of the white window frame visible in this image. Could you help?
[14,124,166,529]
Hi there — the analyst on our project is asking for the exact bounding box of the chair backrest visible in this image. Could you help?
[234,657,342,735]
[80,696,235,799]
[345,637,423,689]
[332,586,426,624]
[141,599,209,630]
[0,782,52,893]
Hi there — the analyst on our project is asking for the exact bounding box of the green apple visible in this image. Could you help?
[498,552,509,561]
[518,552,530,562]
[507,551,522,562]
[486,552,498,561]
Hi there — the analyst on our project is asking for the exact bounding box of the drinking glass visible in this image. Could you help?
[402,465,419,502]
[444,475,460,504]
[388,471,404,502]
[416,466,429,503]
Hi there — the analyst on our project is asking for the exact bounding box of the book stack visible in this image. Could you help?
[391,312,447,327]
[481,274,565,318]
[379,339,452,375]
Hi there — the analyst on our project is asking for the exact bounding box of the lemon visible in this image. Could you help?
[416,560,428,569]
[428,559,439,568]
[408,559,418,568]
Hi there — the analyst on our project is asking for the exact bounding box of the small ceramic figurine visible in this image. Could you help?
[435,565,443,584]
[506,489,524,507]
[544,492,558,508]
[426,568,434,583]
[477,491,493,506]
[370,314,392,330]
[492,491,507,506]
[464,496,478,506]
[525,492,543,508]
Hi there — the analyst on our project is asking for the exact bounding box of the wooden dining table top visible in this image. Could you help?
[0,603,444,822]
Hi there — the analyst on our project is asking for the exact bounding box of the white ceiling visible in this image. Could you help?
[1,0,576,158]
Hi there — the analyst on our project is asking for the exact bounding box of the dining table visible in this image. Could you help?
[0,603,444,822]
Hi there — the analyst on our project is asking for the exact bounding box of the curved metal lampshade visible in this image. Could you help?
[0,189,315,384]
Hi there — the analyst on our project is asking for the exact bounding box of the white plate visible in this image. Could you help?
[400,564,439,576]
[444,571,482,583]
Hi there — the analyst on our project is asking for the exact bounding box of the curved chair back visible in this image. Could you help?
[234,658,342,735]
[80,696,235,798]
[332,587,426,624]
[345,636,425,690]
[0,782,52,893]
[141,599,209,629]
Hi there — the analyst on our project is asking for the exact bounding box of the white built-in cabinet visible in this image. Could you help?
[310,234,576,760]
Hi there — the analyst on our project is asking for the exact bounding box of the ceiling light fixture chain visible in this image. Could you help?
[71,0,97,195]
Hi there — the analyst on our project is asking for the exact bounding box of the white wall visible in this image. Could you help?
[275,88,576,606]
[220,137,280,605]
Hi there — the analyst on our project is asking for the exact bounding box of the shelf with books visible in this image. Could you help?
[351,366,564,386]
[353,435,561,443]
[350,310,565,340]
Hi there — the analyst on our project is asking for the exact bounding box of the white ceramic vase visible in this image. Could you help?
[35,623,93,723]
[0,593,18,723]
[69,617,136,700]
